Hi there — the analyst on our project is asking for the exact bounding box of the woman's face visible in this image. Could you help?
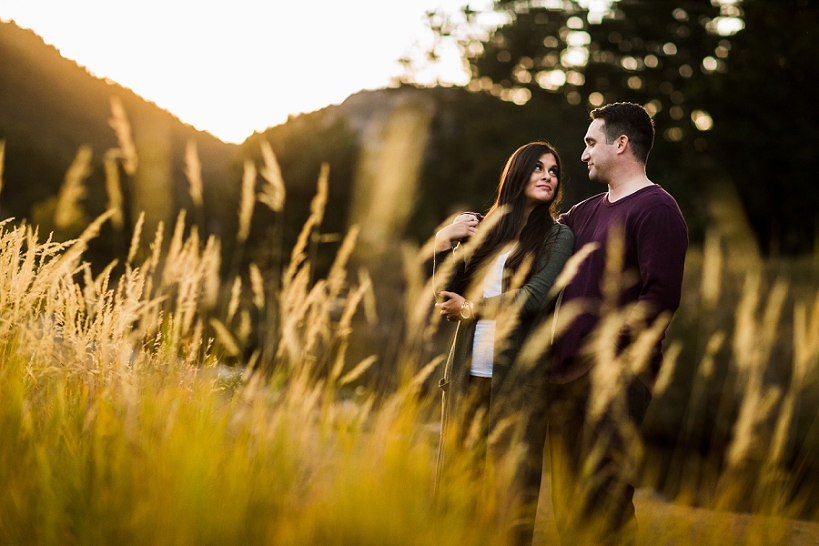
[524,153,559,207]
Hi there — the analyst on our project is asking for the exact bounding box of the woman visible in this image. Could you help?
[433,142,574,543]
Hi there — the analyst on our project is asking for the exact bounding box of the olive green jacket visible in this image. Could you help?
[435,222,574,476]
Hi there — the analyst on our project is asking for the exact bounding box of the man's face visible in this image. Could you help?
[581,118,616,183]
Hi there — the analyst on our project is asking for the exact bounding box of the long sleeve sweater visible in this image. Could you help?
[552,184,688,384]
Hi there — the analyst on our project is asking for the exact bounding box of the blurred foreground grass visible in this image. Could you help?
[0,208,504,545]
[2,141,819,544]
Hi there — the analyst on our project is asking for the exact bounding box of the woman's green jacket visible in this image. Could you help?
[434,222,574,475]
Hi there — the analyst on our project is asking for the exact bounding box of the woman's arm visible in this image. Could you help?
[432,213,483,299]
[434,213,480,252]
[476,224,574,319]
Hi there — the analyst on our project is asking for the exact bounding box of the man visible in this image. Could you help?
[546,102,688,544]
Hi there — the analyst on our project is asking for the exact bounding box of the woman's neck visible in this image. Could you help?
[517,205,535,239]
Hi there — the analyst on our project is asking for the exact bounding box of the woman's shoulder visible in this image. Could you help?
[548,221,574,243]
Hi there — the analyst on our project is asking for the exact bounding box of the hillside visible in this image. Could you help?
[1,19,653,271]
[0,20,240,263]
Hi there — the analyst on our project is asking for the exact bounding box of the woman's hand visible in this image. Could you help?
[435,291,468,321]
[434,214,480,252]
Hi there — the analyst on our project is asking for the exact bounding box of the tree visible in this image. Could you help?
[409,0,819,254]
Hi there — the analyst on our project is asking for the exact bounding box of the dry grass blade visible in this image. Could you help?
[701,231,723,309]
[327,276,373,382]
[0,140,5,198]
[733,272,761,372]
[185,140,204,208]
[108,97,138,175]
[312,164,330,222]
[794,291,819,384]
[148,220,164,275]
[201,236,221,309]
[409,355,445,392]
[127,212,145,266]
[359,268,378,325]
[209,318,241,357]
[55,146,92,228]
[401,242,429,331]
[601,226,627,314]
[282,164,329,290]
[652,341,682,398]
[65,209,115,260]
[249,263,265,309]
[162,212,187,285]
[339,355,379,386]
[227,275,242,323]
[326,226,360,300]
[258,140,286,212]
[548,241,600,300]
[237,160,257,243]
[627,312,672,377]
[727,386,781,469]
[516,299,584,369]
[237,310,252,344]
[103,151,125,230]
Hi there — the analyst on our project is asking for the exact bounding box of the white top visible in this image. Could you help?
[470,251,510,378]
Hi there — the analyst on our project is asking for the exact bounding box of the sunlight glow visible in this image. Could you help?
[710,17,745,36]
[589,92,604,106]
[1,0,479,143]
[561,47,589,68]
[692,110,714,131]
[537,69,566,91]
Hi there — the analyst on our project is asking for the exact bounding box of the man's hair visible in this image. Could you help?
[591,102,655,164]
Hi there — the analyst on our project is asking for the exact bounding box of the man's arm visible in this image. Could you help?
[634,201,688,318]
[625,199,688,387]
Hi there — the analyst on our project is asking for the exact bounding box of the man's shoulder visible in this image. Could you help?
[573,191,609,211]
[644,183,680,202]
[636,185,685,217]
[558,192,608,224]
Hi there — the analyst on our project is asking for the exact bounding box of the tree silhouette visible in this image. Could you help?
[409,0,819,254]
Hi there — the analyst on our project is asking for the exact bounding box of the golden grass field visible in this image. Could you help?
[2,118,819,544]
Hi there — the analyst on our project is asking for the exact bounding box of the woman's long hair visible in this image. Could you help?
[463,141,564,291]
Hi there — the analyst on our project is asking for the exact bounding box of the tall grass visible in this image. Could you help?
[2,137,819,545]
[0,168,507,544]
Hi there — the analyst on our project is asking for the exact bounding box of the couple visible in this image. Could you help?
[433,102,688,545]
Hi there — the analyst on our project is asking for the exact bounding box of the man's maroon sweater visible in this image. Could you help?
[552,184,688,384]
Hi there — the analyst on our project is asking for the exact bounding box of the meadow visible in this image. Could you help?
[2,133,819,545]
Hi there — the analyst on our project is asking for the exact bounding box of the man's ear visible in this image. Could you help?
[615,135,629,156]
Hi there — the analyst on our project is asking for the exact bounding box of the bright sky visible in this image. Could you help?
[1,0,491,143]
